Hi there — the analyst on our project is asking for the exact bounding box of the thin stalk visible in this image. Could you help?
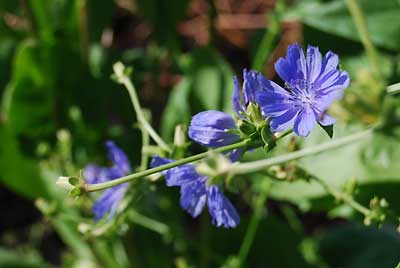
[387,82,400,96]
[236,179,271,267]
[252,11,280,72]
[128,210,170,235]
[85,139,251,192]
[312,176,371,216]
[140,126,150,170]
[117,69,172,153]
[231,128,373,175]
[345,0,383,81]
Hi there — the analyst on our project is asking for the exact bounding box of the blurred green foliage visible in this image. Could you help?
[0,0,400,267]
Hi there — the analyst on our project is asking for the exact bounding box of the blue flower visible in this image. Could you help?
[151,156,240,228]
[232,69,263,116]
[188,69,264,161]
[256,44,350,136]
[84,141,131,221]
[188,110,240,147]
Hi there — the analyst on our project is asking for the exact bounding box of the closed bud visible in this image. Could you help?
[174,124,186,146]
[56,176,75,191]
[237,119,256,136]
[246,102,265,129]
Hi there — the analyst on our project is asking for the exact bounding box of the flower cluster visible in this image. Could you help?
[84,44,349,228]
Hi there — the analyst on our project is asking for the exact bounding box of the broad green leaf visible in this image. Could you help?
[3,41,55,138]
[317,225,400,268]
[270,123,400,206]
[161,77,192,140]
[290,0,400,51]
[190,47,235,113]
[160,48,235,141]
[0,126,50,199]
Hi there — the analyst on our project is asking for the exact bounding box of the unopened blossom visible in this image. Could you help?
[256,44,350,136]
[188,69,264,161]
[151,156,240,228]
[84,141,131,221]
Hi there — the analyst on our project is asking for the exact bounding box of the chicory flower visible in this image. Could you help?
[84,141,131,221]
[188,69,264,161]
[256,44,350,136]
[151,156,240,228]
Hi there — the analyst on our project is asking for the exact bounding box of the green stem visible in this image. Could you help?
[115,63,172,153]
[128,210,170,235]
[236,179,271,267]
[344,0,383,81]
[231,128,373,175]
[387,82,400,96]
[85,139,251,192]
[252,10,280,72]
[312,177,371,216]
[139,110,151,170]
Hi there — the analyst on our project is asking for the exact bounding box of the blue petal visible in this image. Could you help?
[105,141,131,175]
[93,184,128,221]
[306,45,322,83]
[243,69,262,105]
[189,110,240,147]
[275,44,306,83]
[314,71,350,111]
[318,112,336,126]
[269,108,299,133]
[180,179,208,217]
[229,148,243,162]
[150,156,199,186]
[314,51,339,89]
[232,76,244,116]
[84,164,110,184]
[256,91,294,117]
[207,185,240,228]
[293,107,317,137]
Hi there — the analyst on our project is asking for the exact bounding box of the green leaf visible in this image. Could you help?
[161,48,235,140]
[160,77,192,140]
[190,47,235,113]
[292,0,400,51]
[270,123,400,207]
[0,126,51,199]
[317,225,400,268]
[3,41,55,138]
[319,123,334,138]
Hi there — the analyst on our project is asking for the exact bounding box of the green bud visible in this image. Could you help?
[236,119,256,136]
[246,102,265,129]
[56,176,75,191]
[69,187,82,197]
[174,124,186,147]
[68,177,80,186]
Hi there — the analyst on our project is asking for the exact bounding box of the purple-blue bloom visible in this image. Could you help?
[256,44,350,136]
[84,141,131,221]
[188,110,240,147]
[232,69,263,116]
[150,156,240,228]
[188,69,264,161]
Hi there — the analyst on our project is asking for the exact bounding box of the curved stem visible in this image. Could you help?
[114,63,172,153]
[85,139,251,192]
[312,176,370,216]
[231,128,373,175]
[345,0,383,81]
[387,82,400,96]
[236,179,271,267]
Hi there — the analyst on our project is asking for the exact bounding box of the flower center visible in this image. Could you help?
[287,79,315,106]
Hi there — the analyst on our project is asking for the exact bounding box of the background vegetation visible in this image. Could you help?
[0,0,399,267]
